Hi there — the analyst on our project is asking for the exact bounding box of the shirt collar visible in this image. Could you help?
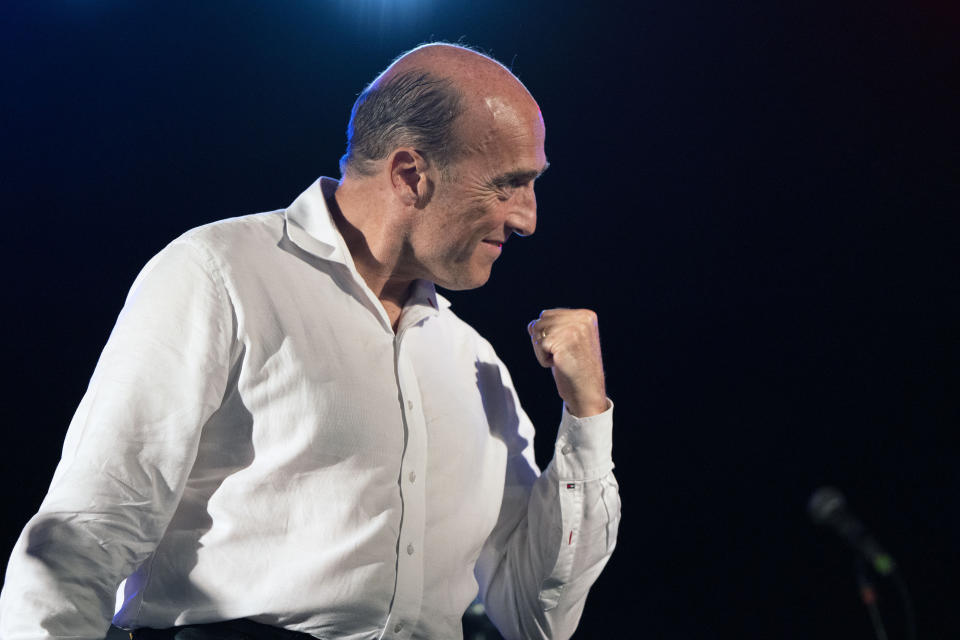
[409,279,452,313]
[284,177,349,265]
[284,177,452,319]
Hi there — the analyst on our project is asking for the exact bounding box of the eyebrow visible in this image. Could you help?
[494,162,551,186]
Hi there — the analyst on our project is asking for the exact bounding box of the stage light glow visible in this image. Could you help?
[335,0,439,34]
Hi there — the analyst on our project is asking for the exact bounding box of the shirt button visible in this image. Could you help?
[408,470,416,483]
[394,623,404,633]
[406,543,415,555]
[561,444,572,455]
[407,400,413,410]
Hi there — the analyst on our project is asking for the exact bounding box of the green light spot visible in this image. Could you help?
[873,554,895,575]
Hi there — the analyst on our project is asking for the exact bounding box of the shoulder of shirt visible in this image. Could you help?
[155,212,503,365]
[170,210,285,250]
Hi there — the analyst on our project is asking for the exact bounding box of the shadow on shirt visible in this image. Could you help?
[116,351,255,622]
[475,361,534,468]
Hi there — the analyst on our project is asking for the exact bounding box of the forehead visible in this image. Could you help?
[484,96,530,129]
[458,95,547,169]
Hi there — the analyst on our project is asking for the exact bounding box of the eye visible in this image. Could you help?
[489,170,540,202]
[491,180,514,201]
[492,177,531,200]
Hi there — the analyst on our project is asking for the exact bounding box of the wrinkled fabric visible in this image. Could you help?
[0,178,620,640]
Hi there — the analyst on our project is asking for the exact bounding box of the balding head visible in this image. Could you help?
[340,43,540,180]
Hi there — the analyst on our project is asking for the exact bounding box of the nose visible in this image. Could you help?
[508,185,537,237]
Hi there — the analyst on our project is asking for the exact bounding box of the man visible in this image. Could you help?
[0,43,619,640]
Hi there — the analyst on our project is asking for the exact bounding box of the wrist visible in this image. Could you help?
[564,397,609,418]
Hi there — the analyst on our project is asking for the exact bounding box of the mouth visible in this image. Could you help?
[482,239,504,249]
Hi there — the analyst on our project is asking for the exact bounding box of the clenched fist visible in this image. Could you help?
[527,308,607,417]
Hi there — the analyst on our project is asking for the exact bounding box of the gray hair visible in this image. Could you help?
[339,70,465,178]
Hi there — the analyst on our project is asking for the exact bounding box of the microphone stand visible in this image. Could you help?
[853,555,918,640]
[856,557,889,640]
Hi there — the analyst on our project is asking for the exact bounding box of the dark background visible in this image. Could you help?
[2,1,957,638]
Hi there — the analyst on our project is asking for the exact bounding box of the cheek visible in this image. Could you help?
[444,208,497,259]
[455,203,497,233]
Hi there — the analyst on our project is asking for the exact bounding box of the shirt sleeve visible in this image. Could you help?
[474,364,620,640]
[0,238,235,640]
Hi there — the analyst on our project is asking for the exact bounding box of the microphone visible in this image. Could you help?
[808,486,897,576]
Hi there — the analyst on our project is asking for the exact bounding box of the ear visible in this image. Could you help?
[388,148,433,207]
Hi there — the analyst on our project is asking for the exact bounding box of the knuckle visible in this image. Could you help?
[577,308,597,322]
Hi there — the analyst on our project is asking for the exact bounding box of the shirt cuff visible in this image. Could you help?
[551,398,614,481]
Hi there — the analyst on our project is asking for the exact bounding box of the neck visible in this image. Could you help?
[329,181,414,330]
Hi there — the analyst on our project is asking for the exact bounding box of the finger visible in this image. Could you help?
[527,319,554,368]
[528,318,554,345]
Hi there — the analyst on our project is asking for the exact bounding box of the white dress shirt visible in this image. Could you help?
[0,178,620,640]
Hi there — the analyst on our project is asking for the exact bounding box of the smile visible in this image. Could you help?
[480,240,503,256]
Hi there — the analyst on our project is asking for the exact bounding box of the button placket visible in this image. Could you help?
[381,334,427,640]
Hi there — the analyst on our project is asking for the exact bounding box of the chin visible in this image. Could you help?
[439,279,489,292]
[437,270,493,291]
